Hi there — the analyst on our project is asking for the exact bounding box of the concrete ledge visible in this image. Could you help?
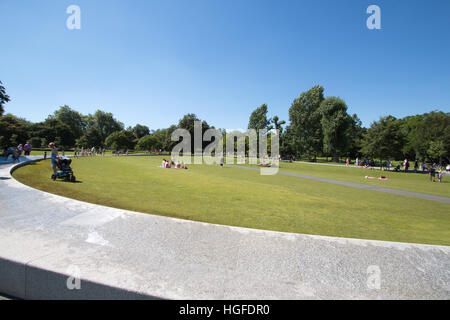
[1,158,449,299]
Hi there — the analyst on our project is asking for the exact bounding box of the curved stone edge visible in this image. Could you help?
[1,158,449,300]
[1,157,157,299]
[8,157,450,251]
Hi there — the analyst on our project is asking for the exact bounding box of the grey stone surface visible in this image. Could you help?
[0,158,449,299]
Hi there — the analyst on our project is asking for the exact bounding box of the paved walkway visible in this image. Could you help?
[0,158,449,299]
[230,165,450,204]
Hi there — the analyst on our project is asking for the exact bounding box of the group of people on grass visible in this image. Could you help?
[2,142,32,163]
[73,147,106,157]
[161,158,188,169]
[350,157,446,182]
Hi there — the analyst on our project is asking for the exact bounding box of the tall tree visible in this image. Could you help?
[86,110,124,142]
[76,128,103,148]
[152,125,178,151]
[319,97,353,159]
[131,124,150,139]
[286,85,324,158]
[136,134,158,151]
[0,114,30,147]
[271,116,286,133]
[177,113,211,152]
[248,104,270,131]
[347,114,365,158]
[48,105,86,140]
[408,111,450,161]
[105,130,136,150]
[360,116,405,161]
[41,118,77,148]
[0,80,11,116]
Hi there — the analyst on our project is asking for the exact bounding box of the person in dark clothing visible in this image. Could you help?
[428,163,436,182]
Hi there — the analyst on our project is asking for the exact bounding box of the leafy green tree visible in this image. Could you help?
[131,124,150,139]
[86,110,124,142]
[248,104,271,130]
[0,81,11,117]
[347,114,366,158]
[319,97,353,159]
[399,114,424,159]
[105,130,136,150]
[0,114,31,147]
[40,138,48,149]
[76,128,103,148]
[408,111,449,161]
[136,134,158,151]
[48,105,86,139]
[286,85,324,158]
[29,137,42,148]
[40,118,77,148]
[427,140,448,163]
[152,125,178,151]
[360,116,405,161]
[177,114,211,152]
[271,116,286,134]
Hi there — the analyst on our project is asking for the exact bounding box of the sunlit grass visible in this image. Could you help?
[12,156,450,245]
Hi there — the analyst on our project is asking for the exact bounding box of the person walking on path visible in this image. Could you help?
[23,141,32,156]
[12,148,20,163]
[49,142,59,174]
[414,159,419,172]
[16,144,23,156]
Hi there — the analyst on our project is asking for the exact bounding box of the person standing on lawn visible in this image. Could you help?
[428,163,436,182]
[438,166,444,183]
[404,158,409,172]
[48,142,59,174]
[23,141,32,156]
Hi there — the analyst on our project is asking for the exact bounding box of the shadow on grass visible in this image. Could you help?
[52,179,83,184]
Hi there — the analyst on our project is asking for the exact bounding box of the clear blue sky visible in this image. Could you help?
[1,0,449,130]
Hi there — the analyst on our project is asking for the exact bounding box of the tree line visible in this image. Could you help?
[249,85,449,164]
[0,81,449,163]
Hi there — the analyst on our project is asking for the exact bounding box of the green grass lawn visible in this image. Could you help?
[12,156,450,245]
[274,162,450,198]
